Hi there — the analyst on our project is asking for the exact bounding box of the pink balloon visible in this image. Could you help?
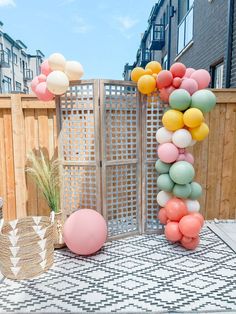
[184,68,195,78]
[31,76,39,93]
[159,85,176,102]
[63,209,108,255]
[178,148,186,154]
[170,62,186,78]
[179,215,201,238]
[181,236,200,250]
[157,143,179,163]
[41,59,52,76]
[190,69,211,89]
[172,77,182,88]
[180,78,198,95]
[189,212,204,227]
[156,70,173,88]
[176,153,186,161]
[184,152,194,164]
[165,221,183,242]
[158,208,168,224]
[35,82,54,101]
[38,74,47,83]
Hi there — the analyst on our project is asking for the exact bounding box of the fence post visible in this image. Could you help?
[11,94,27,218]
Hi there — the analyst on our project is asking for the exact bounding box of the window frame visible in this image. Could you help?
[3,76,12,93]
[211,60,224,88]
[13,53,18,65]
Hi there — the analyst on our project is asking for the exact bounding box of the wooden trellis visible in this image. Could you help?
[57,80,164,238]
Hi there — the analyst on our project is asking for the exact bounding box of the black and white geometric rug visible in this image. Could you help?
[0,227,236,313]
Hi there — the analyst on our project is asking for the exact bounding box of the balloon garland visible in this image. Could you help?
[131,61,216,250]
[31,53,84,101]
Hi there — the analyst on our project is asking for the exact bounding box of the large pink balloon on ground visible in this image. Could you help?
[180,78,198,95]
[157,143,179,163]
[35,82,54,101]
[63,209,108,255]
[190,69,211,89]
[41,59,52,76]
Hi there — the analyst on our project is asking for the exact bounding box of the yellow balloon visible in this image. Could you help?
[152,73,158,79]
[189,122,209,141]
[183,108,204,128]
[137,75,156,95]
[162,110,184,131]
[145,61,162,74]
[131,67,145,82]
[144,68,153,75]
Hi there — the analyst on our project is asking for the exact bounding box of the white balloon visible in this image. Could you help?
[190,139,197,146]
[46,71,69,95]
[172,129,192,148]
[156,127,173,144]
[185,199,200,212]
[48,53,66,71]
[156,191,172,207]
[65,61,84,81]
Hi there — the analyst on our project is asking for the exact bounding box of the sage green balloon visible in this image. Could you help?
[189,182,202,199]
[169,89,191,111]
[191,89,216,113]
[155,159,171,174]
[169,161,195,184]
[173,183,191,198]
[157,174,174,192]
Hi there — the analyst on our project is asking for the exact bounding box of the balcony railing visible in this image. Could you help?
[148,24,165,50]
[0,50,10,67]
[23,69,33,81]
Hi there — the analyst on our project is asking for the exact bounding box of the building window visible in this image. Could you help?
[212,62,224,88]
[13,53,17,65]
[3,76,11,93]
[16,81,21,92]
[162,54,168,70]
[5,48,11,61]
[177,0,194,54]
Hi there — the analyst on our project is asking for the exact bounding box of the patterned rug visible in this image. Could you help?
[0,227,236,313]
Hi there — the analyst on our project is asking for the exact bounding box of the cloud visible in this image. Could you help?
[0,0,16,7]
[73,16,92,34]
[116,16,138,31]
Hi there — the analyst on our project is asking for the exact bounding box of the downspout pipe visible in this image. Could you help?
[225,0,234,88]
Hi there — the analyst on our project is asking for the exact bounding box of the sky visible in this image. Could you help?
[0,0,156,79]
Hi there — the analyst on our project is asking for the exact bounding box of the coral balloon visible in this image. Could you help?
[165,222,183,242]
[31,76,39,93]
[146,61,162,74]
[189,122,209,141]
[35,82,54,101]
[181,236,200,250]
[46,70,69,95]
[40,60,52,76]
[137,75,156,94]
[157,143,179,163]
[189,212,204,227]
[183,108,204,128]
[172,129,192,148]
[184,68,195,78]
[156,127,173,144]
[156,70,173,88]
[162,109,184,131]
[38,74,47,83]
[159,85,176,102]
[179,215,201,237]
[190,69,211,89]
[131,67,146,82]
[170,62,186,78]
[63,209,107,255]
[48,53,66,71]
[65,61,84,81]
[165,197,188,221]
[172,77,182,88]
[158,208,168,224]
[180,78,198,95]
[156,191,172,207]
[184,152,194,164]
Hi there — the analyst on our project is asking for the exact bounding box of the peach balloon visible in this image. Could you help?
[35,82,54,101]
[190,212,204,227]
[158,208,168,224]
[180,78,198,95]
[38,74,47,83]
[41,60,52,76]
[181,236,200,250]
[172,77,182,88]
[31,76,39,93]
[159,86,176,102]
[179,215,201,238]
[184,68,195,78]
[184,152,194,164]
[165,221,182,242]
[190,69,211,89]
[63,209,108,255]
[156,70,173,88]
[165,197,188,221]
[170,62,186,78]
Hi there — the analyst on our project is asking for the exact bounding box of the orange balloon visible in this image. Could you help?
[152,73,158,79]
[165,221,182,242]
[137,75,156,95]
[131,67,145,82]
[179,215,201,238]
[189,212,204,227]
[181,236,200,250]
[158,208,168,224]
[144,68,153,75]
[145,61,162,74]
[165,198,188,222]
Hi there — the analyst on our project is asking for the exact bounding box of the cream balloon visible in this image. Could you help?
[185,199,200,212]
[156,127,173,144]
[156,191,172,207]
[48,53,66,71]
[65,61,84,81]
[172,129,192,148]
[46,71,69,95]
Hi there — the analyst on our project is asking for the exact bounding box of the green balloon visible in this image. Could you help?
[169,161,195,184]
[173,183,191,198]
[155,159,171,174]
[191,90,216,113]
[189,182,202,199]
[169,89,191,111]
[157,174,174,192]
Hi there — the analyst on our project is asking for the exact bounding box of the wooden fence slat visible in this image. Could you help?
[0,110,7,219]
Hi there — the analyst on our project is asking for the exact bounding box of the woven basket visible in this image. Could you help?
[0,216,54,280]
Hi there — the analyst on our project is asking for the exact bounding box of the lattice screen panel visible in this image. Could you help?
[101,81,141,238]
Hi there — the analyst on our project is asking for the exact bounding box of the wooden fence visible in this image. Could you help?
[0,89,236,222]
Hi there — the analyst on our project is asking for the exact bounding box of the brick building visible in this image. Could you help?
[123,0,235,88]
